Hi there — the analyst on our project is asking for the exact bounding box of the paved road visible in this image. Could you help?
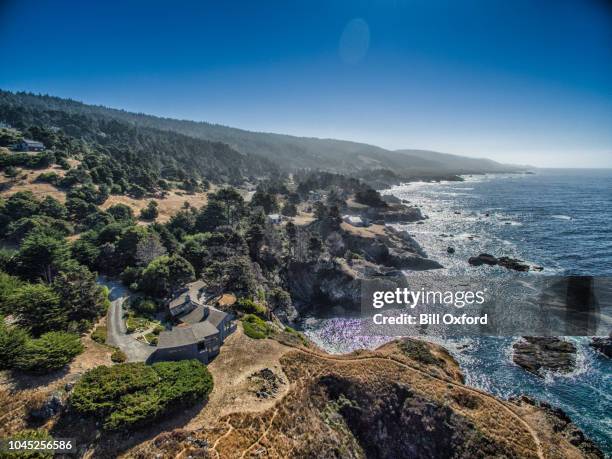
[99,277,155,362]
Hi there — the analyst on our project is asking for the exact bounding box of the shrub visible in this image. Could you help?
[130,297,158,316]
[36,171,60,185]
[399,338,441,367]
[71,360,213,430]
[111,348,127,363]
[242,314,272,339]
[235,297,267,318]
[0,317,29,370]
[15,332,83,373]
[139,200,159,220]
[4,165,19,178]
[144,333,158,346]
[91,325,107,344]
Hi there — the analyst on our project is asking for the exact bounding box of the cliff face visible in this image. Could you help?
[283,225,442,316]
[127,339,602,459]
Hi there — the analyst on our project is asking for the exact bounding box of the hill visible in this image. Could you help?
[0,90,524,178]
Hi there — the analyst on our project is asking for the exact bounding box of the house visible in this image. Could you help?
[342,215,368,227]
[267,213,282,224]
[153,280,237,363]
[14,139,45,152]
[308,190,327,202]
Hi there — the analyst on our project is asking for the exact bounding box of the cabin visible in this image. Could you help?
[153,280,237,363]
[267,213,282,224]
[14,139,45,152]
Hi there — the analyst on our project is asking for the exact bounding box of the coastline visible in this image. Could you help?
[302,170,612,454]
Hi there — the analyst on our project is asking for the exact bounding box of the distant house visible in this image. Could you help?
[308,190,327,202]
[267,213,282,224]
[342,215,368,227]
[153,280,237,363]
[14,139,45,152]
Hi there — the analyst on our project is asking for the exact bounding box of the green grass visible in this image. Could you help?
[125,315,153,333]
[91,325,107,344]
[111,348,127,363]
[144,332,158,346]
[242,314,272,339]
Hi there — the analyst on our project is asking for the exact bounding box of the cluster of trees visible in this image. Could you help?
[0,93,278,193]
[0,267,107,373]
[71,360,213,430]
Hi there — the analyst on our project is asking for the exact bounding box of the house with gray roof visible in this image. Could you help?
[153,280,236,363]
[14,139,45,152]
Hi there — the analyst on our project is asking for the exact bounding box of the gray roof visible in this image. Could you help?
[168,280,206,311]
[180,304,208,325]
[207,307,229,328]
[191,321,219,340]
[22,139,44,147]
[157,327,198,349]
[159,280,233,350]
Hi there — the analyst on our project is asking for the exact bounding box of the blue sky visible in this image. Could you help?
[0,0,611,167]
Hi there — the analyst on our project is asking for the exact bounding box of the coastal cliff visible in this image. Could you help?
[126,336,603,459]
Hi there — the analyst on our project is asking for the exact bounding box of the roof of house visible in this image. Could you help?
[206,307,229,328]
[159,280,232,350]
[343,215,364,224]
[179,303,208,325]
[168,280,206,312]
[191,321,220,340]
[157,327,198,349]
[21,139,44,147]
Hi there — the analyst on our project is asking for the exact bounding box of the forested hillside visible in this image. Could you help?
[0,91,277,188]
[0,90,522,177]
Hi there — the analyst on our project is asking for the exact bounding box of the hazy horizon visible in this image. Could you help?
[1,1,611,168]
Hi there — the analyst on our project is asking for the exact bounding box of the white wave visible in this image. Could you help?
[551,215,572,221]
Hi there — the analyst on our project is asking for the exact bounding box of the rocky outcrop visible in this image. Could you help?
[512,337,577,376]
[285,260,364,312]
[468,253,531,271]
[360,203,425,223]
[285,258,406,314]
[590,333,612,358]
[512,396,603,458]
[343,226,443,271]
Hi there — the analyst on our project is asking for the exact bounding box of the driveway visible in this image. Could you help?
[98,276,155,362]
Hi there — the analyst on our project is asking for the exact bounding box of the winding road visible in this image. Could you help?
[98,277,155,362]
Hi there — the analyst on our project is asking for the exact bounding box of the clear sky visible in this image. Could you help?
[1,0,611,167]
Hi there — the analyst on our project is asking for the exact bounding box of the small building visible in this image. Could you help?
[342,215,368,227]
[14,139,45,152]
[153,280,237,364]
[267,213,282,225]
[308,190,328,203]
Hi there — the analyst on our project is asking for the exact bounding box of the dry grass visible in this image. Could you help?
[100,189,212,223]
[125,338,596,459]
[340,222,386,239]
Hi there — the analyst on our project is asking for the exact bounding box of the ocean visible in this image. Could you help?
[301,169,612,453]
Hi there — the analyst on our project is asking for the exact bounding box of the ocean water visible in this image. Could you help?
[301,169,612,453]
